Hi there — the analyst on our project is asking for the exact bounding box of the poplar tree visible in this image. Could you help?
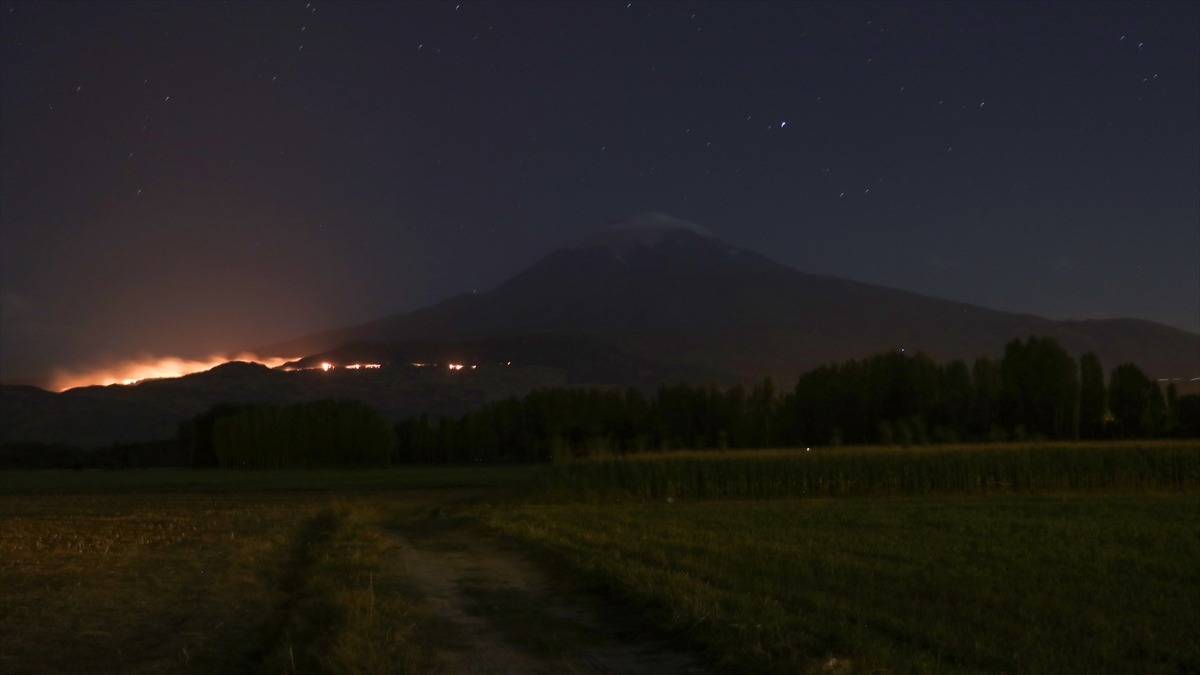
[1078,353,1106,439]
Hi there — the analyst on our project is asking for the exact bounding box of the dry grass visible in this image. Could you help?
[1,492,295,672]
[0,481,492,674]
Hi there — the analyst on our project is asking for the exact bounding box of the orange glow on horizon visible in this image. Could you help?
[48,353,297,392]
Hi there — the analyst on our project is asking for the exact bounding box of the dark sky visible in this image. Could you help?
[2,0,1198,384]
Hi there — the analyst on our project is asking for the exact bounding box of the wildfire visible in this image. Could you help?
[284,362,383,372]
[48,353,296,392]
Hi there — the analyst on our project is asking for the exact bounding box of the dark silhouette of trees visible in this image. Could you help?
[179,402,246,467]
[213,399,394,468]
[999,337,1078,440]
[1108,363,1165,437]
[1174,394,1200,438]
[970,357,1003,440]
[1078,353,1106,439]
[935,359,973,442]
[0,440,186,469]
[388,336,1185,463]
[14,335,1188,471]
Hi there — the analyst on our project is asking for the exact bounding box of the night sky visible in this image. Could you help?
[2,1,1197,385]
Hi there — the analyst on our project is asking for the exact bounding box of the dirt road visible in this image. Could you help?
[391,510,717,675]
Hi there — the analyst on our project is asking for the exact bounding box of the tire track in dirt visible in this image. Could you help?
[392,515,717,675]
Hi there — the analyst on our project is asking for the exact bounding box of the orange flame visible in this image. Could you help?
[48,352,296,392]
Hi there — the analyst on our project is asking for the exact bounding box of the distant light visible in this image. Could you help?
[321,362,333,371]
[448,363,464,370]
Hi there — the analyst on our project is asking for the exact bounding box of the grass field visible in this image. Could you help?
[489,494,1200,674]
[3,443,1198,674]
[489,441,1200,674]
[0,468,534,674]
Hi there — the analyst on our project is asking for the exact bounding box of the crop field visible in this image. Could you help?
[2,443,1198,674]
[524,440,1200,501]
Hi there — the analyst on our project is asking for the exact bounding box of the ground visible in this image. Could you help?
[394,502,714,674]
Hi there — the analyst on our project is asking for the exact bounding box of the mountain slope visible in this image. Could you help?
[261,216,1198,380]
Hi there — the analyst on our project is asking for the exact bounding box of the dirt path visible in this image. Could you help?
[391,511,716,675]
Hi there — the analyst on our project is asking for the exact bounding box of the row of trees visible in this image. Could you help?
[180,399,394,468]
[0,440,186,470]
[395,337,1197,463]
[168,336,1195,468]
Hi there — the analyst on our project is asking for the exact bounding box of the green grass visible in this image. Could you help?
[487,494,1200,674]
[487,444,1200,674]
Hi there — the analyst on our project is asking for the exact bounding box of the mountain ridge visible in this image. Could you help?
[257,224,1198,380]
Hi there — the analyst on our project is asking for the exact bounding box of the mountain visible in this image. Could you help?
[5,213,1195,450]
[261,213,1198,381]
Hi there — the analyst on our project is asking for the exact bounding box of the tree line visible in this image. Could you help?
[5,335,1195,470]
[395,336,1198,463]
[180,399,394,468]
